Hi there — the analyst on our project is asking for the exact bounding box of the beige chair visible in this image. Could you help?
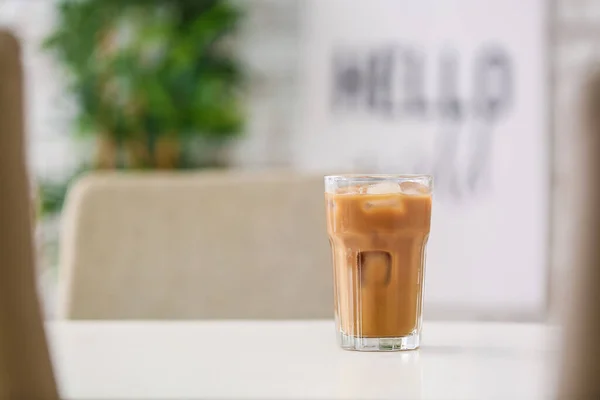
[0,31,59,400]
[58,171,332,319]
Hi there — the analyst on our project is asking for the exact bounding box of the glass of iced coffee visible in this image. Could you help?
[325,175,432,351]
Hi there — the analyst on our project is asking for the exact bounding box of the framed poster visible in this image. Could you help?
[294,0,549,319]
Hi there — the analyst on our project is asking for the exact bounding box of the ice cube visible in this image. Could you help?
[399,181,429,195]
[366,182,402,195]
[337,184,363,195]
[364,198,402,210]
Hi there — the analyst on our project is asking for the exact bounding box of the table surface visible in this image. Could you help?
[48,320,560,400]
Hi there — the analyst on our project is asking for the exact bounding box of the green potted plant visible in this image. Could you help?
[43,0,245,174]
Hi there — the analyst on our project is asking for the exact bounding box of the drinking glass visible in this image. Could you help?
[325,175,433,351]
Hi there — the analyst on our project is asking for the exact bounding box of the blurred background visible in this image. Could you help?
[0,0,302,317]
[0,0,592,322]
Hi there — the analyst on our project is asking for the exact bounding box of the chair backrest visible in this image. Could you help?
[58,171,333,319]
[0,30,59,400]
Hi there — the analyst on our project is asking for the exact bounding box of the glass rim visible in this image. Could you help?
[324,174,432,179]
[324,174,433,184]
[324,174,433,193]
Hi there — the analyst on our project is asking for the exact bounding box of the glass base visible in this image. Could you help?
[338,331,420,352]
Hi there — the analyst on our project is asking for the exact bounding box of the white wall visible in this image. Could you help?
[227,0,301,168]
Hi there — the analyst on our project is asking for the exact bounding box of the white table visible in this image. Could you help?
[49,321,560,400]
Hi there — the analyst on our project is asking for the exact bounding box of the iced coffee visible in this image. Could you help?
[325,175,432,351]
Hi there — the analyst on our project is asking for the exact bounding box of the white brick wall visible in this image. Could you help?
[228,0,301,168]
